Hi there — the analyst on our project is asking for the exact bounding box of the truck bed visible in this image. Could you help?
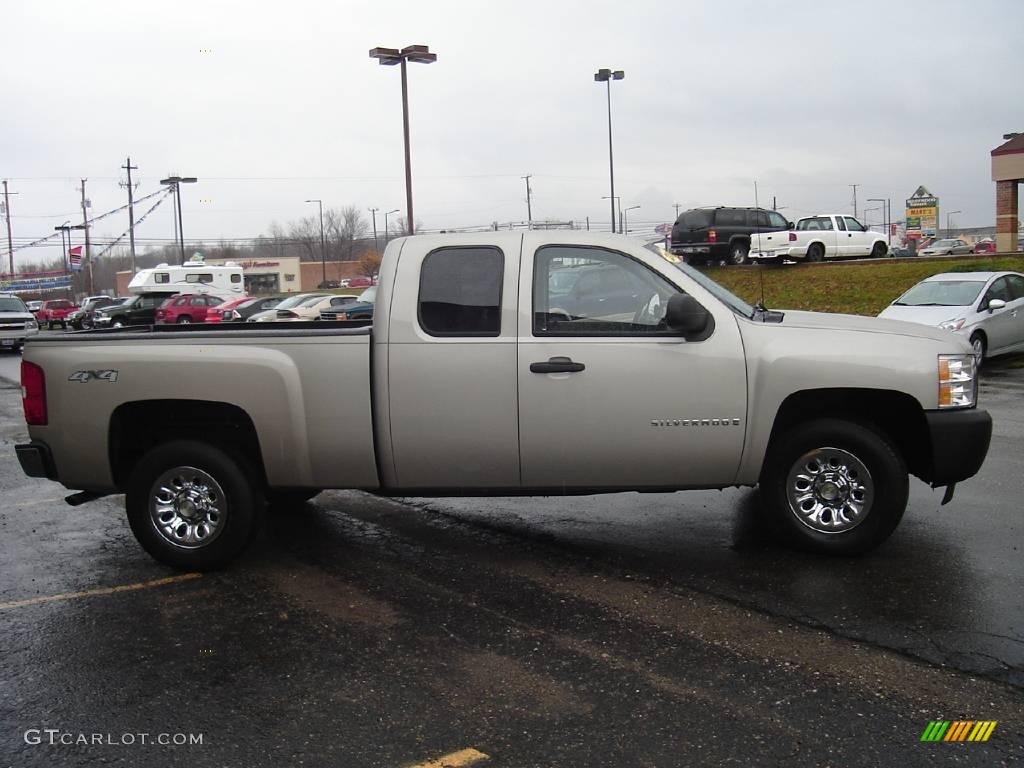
[24,322,379,493]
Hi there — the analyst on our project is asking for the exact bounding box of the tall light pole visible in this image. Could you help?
[868,197,889,244]
[594,68,624,233]
[522,174,533,228]
[623,205,640,235]
[601,195,621,234]
[121,157,139,275]
[384,208,400,245]
[947,210,962,237]
[370,44,437,236]
[368,207,379,254]
[54,222,71,284]
[160,175,198,264]
[305,199,327,284]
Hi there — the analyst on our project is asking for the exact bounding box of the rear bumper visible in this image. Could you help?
[16,442,57,480]
[923,408,992,486]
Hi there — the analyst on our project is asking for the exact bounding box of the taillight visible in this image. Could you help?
[708,229,717,243]
[789,232,797,242]
[21,360,47,426]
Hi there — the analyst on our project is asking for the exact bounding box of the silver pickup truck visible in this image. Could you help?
[16,233,992,569]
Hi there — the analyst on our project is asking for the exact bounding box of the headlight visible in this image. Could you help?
[25,320,37,330]
[338,312,349,320]
[939,318,965,331]
[938,354,976,408]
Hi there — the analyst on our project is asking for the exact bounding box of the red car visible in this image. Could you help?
[973,240,996,255]
[36,299,78,329]
[206,296,254,324]
[154,294,226,324]
[348,276,373,288]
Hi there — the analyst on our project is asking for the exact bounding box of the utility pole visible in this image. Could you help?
[121,157,139,275]
[368,207,379,254]
[849,184,860,218]
[673,202,681,219]
[2,180,16,278]
[772,196,777,211]
[79,179,93,294]
[522,174,533,229]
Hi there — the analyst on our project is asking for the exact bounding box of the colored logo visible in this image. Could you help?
[920,721,997,742]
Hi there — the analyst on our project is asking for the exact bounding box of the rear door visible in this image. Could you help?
[517,235,747,489]
[385,240,521,489]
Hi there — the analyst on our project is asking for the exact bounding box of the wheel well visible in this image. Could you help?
[109,400,265,490]
[807,241,824,255]
[730,236,751,249]
[767,388,931,481]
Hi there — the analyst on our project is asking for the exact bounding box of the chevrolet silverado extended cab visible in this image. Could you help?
[751,214,888,262]
[16,233,991,569]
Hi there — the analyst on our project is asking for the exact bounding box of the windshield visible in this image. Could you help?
[298,294,330,306]
[644,243,754,318]
[894,280,985,307]
[274,294,315,310]
[358,286,377,303]
[0,297,29,313]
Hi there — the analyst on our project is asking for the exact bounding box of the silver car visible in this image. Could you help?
[879,271,1024,362]
[918,238,973,257]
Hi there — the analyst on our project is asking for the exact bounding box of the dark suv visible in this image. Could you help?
[670,207,791,266]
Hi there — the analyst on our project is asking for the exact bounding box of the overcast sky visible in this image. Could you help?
[3,0,1021,268]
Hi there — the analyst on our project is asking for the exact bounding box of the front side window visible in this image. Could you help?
[984,278,1011,305]
[1005,274,1024,300]
[844,217,865,232]
[418,247,503,336]
[534,246,680,335]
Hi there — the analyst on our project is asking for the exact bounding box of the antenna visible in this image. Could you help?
[753,180,765,312]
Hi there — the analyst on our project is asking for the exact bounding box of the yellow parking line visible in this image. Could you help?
[408,748,489,768]
[0,573,202,611]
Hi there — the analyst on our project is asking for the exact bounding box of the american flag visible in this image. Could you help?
[69,246,83,271]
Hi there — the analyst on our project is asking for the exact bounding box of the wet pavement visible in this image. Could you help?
[1,350,1023,766]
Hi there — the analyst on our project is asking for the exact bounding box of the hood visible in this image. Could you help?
[0,311,35,322]
[877,304,967,327]
[778,309,959,344]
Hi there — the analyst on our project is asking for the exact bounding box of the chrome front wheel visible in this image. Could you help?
[785,447,873,533]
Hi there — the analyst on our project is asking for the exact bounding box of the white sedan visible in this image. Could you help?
[879,271,1024,362]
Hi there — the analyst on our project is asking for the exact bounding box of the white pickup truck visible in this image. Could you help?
[751,214,889,262]
[16,233,991,569]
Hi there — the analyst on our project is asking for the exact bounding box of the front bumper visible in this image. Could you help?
[16,442,57,480]
[923,408,992,486]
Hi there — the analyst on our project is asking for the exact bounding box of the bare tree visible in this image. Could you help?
[389,216,425,237]
[288,216,322,261]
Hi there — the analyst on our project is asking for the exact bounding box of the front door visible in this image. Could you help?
[517,239,748,489]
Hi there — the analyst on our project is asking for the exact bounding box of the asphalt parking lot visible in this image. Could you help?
[1,347,1022,766]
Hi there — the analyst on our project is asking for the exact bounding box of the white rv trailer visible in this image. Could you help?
[127,261,244,297]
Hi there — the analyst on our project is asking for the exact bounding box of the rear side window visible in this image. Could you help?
[154,273,170,283]
[418,247,503,336]
[186,273,213,284]
[715,209,745,226]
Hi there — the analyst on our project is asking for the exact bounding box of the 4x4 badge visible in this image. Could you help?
[68,370,119,383]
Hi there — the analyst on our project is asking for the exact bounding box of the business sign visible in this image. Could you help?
[654,223,673,236]
[905,185,939,236]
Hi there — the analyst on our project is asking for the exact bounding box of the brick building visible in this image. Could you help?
[992,133,1023,253]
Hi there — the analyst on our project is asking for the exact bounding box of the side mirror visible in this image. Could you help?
[988,298,1006,312]
[665,293,713,339]
[787,221,795,229]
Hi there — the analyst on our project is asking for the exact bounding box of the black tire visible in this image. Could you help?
[266,489,322,511]
[806,243,825,263]
[870,242,887,259]
[969,332,986,367]
[729,242,750,266]
[126,440,264,570]
[759,418,908,555]
[112,318,126,328]
[177,316,192,324]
